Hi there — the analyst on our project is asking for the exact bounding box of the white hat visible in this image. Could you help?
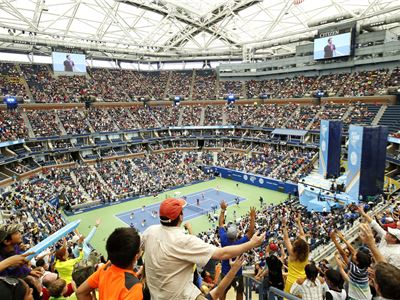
[388,227,400,241]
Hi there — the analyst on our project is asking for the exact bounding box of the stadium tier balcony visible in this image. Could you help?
[312,73,351,97]
[107,108,140,130]
[309,104,349,130]
[85,108,119,132]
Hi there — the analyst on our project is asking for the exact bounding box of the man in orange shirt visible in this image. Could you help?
[76,227,143,300]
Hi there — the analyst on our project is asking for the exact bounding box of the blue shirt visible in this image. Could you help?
[219,227,249,275]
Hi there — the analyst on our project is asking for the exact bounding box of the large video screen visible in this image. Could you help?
[52,52,86,74]
[313,32,352,60]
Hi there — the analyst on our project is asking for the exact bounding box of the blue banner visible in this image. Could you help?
[346,125,364,200]
[210,166,297,194]
[319,120,342,178]
[319,120,330,177]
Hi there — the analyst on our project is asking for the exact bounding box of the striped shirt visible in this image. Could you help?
[347,262,372,300]
[290,278,328,300]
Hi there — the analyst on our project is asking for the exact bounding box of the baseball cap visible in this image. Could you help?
[159,198,187,223]
[0,224,22,244]
[388,227,400,241]
[227,225,237,240]
[269,243,278,252]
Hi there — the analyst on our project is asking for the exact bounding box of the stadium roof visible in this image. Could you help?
[0,0,399,61]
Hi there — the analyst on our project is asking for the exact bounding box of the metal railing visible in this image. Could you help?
[243,274,301,300]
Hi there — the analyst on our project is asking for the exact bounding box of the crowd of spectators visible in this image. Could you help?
[57,109,91,134]
[0,149,399,300]
[180,105,203,126]
[3,63,400,103]
[219,81,244,98]
[20,64,65,103]
[341,69,390,97]
[88,68,130,102]
[193,69,217,100]
[27,110,62,137]
[196,194,400,299]
[0,110,28,142]
[0,63,27,98]
[204,105,224,126]
[166,70,192,99]
[285,105,321,130]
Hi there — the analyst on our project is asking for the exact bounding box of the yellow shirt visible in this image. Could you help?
[55,251,84,283]
[284,257,308,294]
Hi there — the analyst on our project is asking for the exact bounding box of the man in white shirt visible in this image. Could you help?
[142,198,264,300]
[357,205,400,268]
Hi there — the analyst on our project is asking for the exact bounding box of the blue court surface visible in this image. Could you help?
[115,188,245,232]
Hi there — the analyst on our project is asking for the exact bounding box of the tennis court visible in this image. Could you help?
[65,178,288,255]
[115,188,245,232]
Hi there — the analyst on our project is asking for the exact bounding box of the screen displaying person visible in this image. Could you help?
[63,54,75,72]
[324,38,336,58]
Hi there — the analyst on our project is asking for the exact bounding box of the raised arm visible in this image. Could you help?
[356,205,373,223]
[359,223,386,263]
[212,231,265,260]
[209,255,245,300]
[330,231,349,264]
[334,253,349,282]
[219,200,227,228]
[246,207,256,239]
[336,230,356,258]
[282,217,294,256]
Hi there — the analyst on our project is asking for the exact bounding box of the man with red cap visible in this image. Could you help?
[142,198,265,300]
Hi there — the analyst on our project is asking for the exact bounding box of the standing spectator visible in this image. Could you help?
[218,201,256,300]
[76,227,143,300]
[290,263,328,300]
[264,243,285,291]
[72,219,101,259]
[357,205,400,268]
[55,246,83,284]
[142,198,264,300]
[323,269,346,300]
[282,214,310,294]
[331,230,372,300]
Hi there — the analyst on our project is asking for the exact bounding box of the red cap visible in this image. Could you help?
[269,243,278,252]
[159,198,187,223]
